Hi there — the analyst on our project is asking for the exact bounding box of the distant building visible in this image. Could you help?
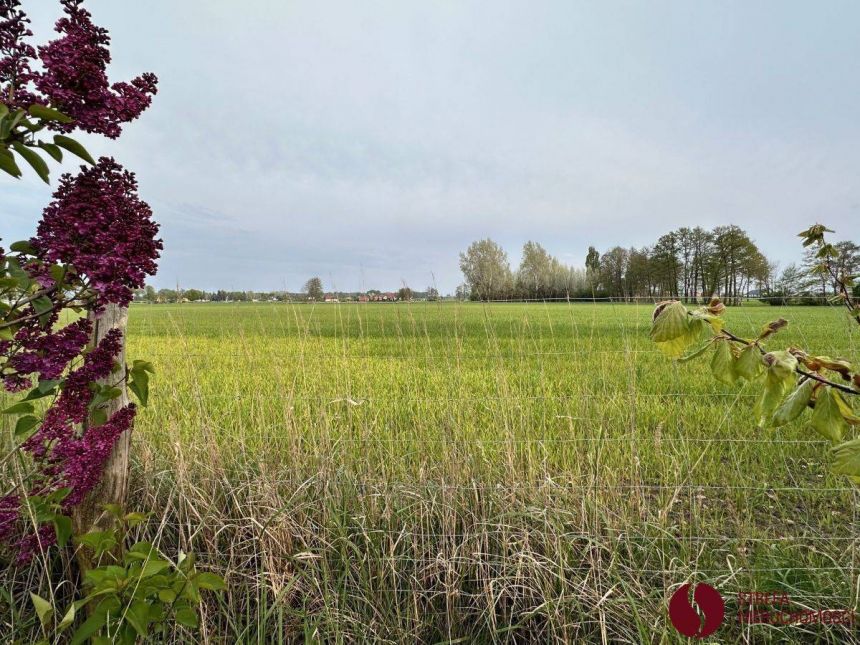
[324,294,339,302]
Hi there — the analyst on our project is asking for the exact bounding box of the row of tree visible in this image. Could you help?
[458,226,860,303]
[136,226,858,305]
[133,283,441,303]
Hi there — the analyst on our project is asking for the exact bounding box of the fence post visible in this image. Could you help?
[72,303,131,566]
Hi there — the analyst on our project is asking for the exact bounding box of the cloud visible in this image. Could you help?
[5,0,859,292]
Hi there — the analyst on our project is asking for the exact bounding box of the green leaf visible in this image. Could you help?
[132,360,156,374]
[677,341,712,363]
[28,104,73,123]
[8,239,35,254]
[651,301,708,358]
[0,147,22,178]
[194,571,226,591]
[14,415,39,437]
[77,530,118,557]
[810,387,847,443]
[771,379,815,427]
[129,368,149,406]
[833,390,860,425]
[11,141,49,184]
[174,606,199,628]
[71,598,118,645]
[140,559,171,578]
[158,589,176,603]
[57,602,76,632]
[38,379,60,394]
[735,344,764,381]
[125,600,152,638]
[53,514,73,548]
[30,592,53,626]
[710,339,737,385]
[123,511,150,527]
[650,301,689,343]
[53,135,96,165]
[32,295,55,326]
[2,401,34,415]
[833,437,860,476]
[691,309,724,334]
[38,142,63,163]
[754,364,796,428]
[90,408,108,427]
[763,350,798,381]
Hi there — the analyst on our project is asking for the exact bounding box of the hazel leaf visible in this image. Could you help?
[810,387,847,443]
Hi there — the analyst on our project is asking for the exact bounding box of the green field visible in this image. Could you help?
[9,302,860,642]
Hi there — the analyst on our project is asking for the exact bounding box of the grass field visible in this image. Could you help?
[5,301,860,642]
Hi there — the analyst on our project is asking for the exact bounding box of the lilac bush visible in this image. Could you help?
[0,0,160,563]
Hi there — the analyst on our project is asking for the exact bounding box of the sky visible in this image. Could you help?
[3,0,859,293]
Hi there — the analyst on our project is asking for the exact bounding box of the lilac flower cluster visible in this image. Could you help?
[0,0,39,109]
[35,0,157,138]
[1,0,158,138]
[34,157,162,308]
[6,317,91,382]
[1,329,134,563]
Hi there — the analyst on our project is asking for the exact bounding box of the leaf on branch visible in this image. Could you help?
[14,415,39,438]
[8,240,35,254]
[771,379,814,427]
[735,344,764,381]
[0,147,22,178]
[37,142,63,163]
[754,351,798,427]
[757,318,788,341]
[53,135,96,165]
[11,141,50,184]
[832,437,860,477]
[2,401,35,415]
[710,338,737,385]
[651,301,709,358]
[28,104,73,124]
[832,390,860,426]
[810,387,847,443]
[677,341,712,362]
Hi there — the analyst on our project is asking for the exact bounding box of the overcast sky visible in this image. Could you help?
[3,1,859,293]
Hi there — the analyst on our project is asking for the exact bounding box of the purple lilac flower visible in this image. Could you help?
[34,0,157,138]
[0,0,42,109]
[8,318,91,381]
[33,158,162,308]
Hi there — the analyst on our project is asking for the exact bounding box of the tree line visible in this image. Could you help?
[459,225,860,303]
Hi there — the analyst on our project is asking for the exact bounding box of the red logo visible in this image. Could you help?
[669,583,725,638]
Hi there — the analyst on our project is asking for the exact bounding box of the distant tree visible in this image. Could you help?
[516,241,555,300]
[184,288,205,302]
[833,241,860,292]
[157,288,178,303]
[772,263,811,304]
[303,277,324,301]
[585,246,600,293]
[599,246,629,299]
[459,238,513,301]
[397,287,413,301]
[426,286,440,301]
[455,283,470,301]
[144,284,157,303]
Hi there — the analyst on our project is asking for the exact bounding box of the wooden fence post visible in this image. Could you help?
[72,303,131,565]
